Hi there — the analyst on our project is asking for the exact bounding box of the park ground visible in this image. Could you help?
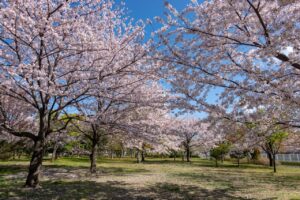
[0,157,300,200]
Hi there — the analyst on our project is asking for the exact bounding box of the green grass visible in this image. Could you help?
[0,157,300,200]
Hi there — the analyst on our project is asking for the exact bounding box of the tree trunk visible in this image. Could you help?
[55,151,59,160]
[76,149,80,158]
[25,139,44,188]
[130,149,133,158]
[267,152,273,167]
[110,150,114,159]
[51,143,58,162]
[273,154,276,173]
[141,150,145,162]
[215,159,218,167]
[237,158,240,167]
[186,147,190,162]
[90,142,98,174]
[182,152,185,162]
[136,150,141,163]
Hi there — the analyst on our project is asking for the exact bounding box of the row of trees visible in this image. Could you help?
[152,0,300,172]
[0,0,169,187]
[1,0,299,188]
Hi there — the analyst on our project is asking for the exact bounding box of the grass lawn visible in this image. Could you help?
[0,157,300,200]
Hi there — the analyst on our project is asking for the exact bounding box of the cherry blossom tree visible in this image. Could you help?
[228,130,253,167]
[153,0,300,128]
[157,133,182,161]
[215,102,295,171]
[0,0,147,187]
[177,119,199,162]
[73,121,109,173]
[163,118,209,162]
[47,128,75,162]
[123,107,173,162]
[243,107,291,172]
[74,77,168,171]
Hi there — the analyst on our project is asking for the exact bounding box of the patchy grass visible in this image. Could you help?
[0,157,300,200]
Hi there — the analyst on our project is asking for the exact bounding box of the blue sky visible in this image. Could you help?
[116,0,192,21]
[114,0,198,38]
[114,0,214,119]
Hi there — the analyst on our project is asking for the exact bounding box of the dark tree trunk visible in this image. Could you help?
[130,149,134,158]
[237,158,240,167]
[110,150,114,159]
[136,150,141,163]
[141,150,145,162]
[25,139,44,188]
[273,154,276,173]
[186,147,190,162]
[267,152,273,167]
[215,159,218,167]
[90,142,98,174]
[51,143,58,162]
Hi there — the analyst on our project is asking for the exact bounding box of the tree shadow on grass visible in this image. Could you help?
[0,164,151,186]
[174,170,300,192]
[51,157,138,165]
[43,165,150,177]
[142,159,270,171]
[142,159,186,164]
[0,180,253,200]
[0,165,27,175]
[145,182,253,200]
[190,161,269,170]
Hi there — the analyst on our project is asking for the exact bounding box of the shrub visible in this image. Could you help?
[210,142,231,167]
